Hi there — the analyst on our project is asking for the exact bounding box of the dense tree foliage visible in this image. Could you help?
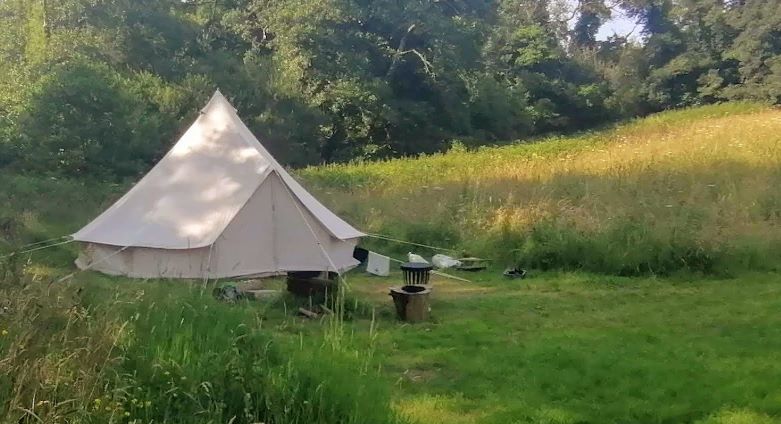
[0,0,779,177]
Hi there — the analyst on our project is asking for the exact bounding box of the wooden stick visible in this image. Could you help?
[432,270,471,283]
[298,307,319,319]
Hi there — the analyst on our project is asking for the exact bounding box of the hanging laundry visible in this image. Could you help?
[432,254,461,269]
[366,251,391,276]
[407,252,429,264]
[352,246,369,263]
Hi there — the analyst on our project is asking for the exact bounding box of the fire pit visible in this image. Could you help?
[400,262,433,285]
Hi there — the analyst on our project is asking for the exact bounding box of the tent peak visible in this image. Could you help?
[202,89,236,114]
[74,89,364,251]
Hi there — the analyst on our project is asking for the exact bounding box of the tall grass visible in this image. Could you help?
[0,264,401,423]
[301,102,781,275]
[0,161,402,424]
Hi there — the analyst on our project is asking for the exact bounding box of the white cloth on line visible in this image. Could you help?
[407,252,429,264]
[366,252,390,276]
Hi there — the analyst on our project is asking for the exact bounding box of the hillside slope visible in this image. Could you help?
[1,102,779,275]
[302,102,781,275]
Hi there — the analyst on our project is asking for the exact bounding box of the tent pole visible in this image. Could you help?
[202,242,215,290]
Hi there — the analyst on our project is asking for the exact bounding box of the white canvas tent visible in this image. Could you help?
[72,90,364,279]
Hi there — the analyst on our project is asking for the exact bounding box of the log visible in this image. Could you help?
[298,307,319,319]
[389,285,430,323]
[245,289,280,300]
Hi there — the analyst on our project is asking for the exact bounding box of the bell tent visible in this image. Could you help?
[72,90,364,279]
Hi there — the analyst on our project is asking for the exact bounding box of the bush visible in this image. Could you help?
[13,61,211,178]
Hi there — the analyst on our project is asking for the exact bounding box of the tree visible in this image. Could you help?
[1,0,780,178]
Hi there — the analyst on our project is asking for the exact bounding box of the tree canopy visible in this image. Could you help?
[0,0,779,177]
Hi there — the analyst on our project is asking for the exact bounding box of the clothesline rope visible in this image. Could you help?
[364,233,457,253]
[378,253,471,283]
[1,227,461,284]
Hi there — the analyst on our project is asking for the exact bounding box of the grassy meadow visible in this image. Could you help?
[301,102,781,275]
[1,102,781,423]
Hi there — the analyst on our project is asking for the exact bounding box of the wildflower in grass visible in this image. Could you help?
[124,412,131,417]
[1,329,8,336]
[164,371,170,376]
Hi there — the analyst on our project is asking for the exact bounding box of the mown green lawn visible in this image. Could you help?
[345,270,781,424]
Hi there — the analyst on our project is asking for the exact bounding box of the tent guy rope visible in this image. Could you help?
[0,238,74,259]
[3,235,70,250]
[55,245,130,283]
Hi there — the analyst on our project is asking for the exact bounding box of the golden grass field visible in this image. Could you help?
[302,102,781,274]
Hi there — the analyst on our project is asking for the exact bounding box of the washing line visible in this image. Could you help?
[382,253,471,283]
[364,233,457,253]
